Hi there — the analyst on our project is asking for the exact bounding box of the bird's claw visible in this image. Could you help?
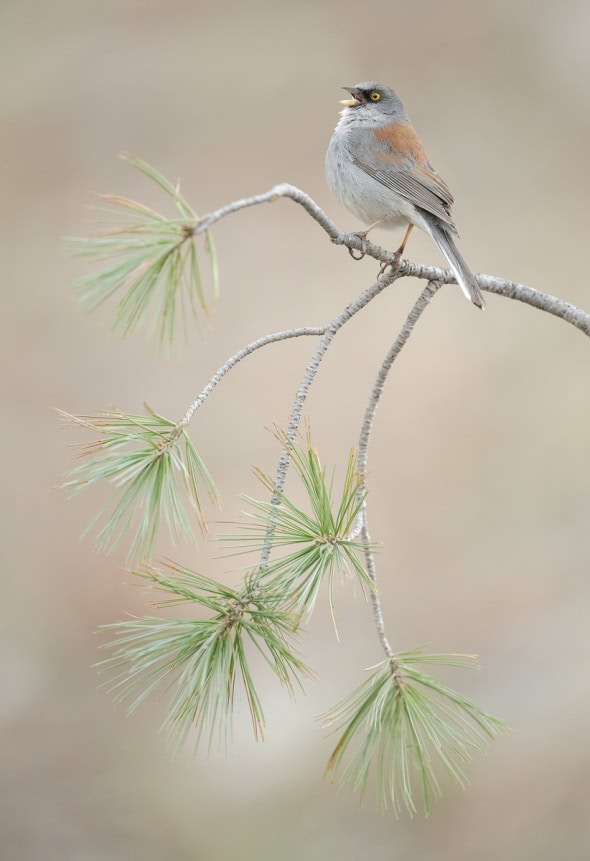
[348,232,368,260]
[378,251,402,279]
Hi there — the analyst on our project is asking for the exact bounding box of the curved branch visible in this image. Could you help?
[400,262,590,337]
[178,326,326,428]
[192,184,590,336]
[194,184,344,244]
[357,281,443,477]
[481,275,590,335]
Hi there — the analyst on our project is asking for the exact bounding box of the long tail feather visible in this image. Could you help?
[426,220,485,310]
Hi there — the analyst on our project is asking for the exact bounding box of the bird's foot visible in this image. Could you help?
[348,231,368,260]
[378,251,402,279]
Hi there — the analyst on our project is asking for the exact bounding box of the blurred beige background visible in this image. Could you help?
[2,0,590,858]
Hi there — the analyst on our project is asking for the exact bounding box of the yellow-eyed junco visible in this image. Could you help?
[326,82,484,309]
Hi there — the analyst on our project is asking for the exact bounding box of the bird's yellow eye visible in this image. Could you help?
[370,91,381,101]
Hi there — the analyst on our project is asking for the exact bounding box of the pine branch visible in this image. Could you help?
[66,154,219,346]
[189,181,590,335]
[61,157,590,814]
[68,159,590,348]
[58,406,219,561]
[221,429,375,628]
[323,650,509,815]
[98,563,312,755]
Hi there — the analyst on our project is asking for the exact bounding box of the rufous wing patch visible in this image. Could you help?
[374,123,429,163]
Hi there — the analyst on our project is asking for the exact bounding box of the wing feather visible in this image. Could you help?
[353,156,457,229]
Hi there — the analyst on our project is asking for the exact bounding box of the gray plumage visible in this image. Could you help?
[326,82,484,309]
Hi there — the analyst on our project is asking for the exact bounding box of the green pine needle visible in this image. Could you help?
[221,429,374,624]
[323,649,509,816]
[66,154,219,346]
[59,406,219,562]
[98,563,312,754]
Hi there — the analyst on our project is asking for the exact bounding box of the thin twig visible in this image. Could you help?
[177,327,326,429]
[257,267,400,570]
[358,506,395,661]
[399,263,590,336]
[193,184,342,242]
[357,282,443,478]
[355,282,443,661]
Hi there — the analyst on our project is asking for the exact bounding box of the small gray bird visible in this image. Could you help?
[325,82,485,309]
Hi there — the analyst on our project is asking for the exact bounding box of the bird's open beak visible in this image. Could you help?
[339,86,361,107]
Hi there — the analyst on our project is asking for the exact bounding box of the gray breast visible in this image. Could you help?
[325,125,416,230]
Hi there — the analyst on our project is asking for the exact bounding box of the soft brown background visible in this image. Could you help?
[2,0,590,858]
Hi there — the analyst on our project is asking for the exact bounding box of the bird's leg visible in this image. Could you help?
[395,223,414,257]
[378,224,414,277]
[348,219,384,260]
